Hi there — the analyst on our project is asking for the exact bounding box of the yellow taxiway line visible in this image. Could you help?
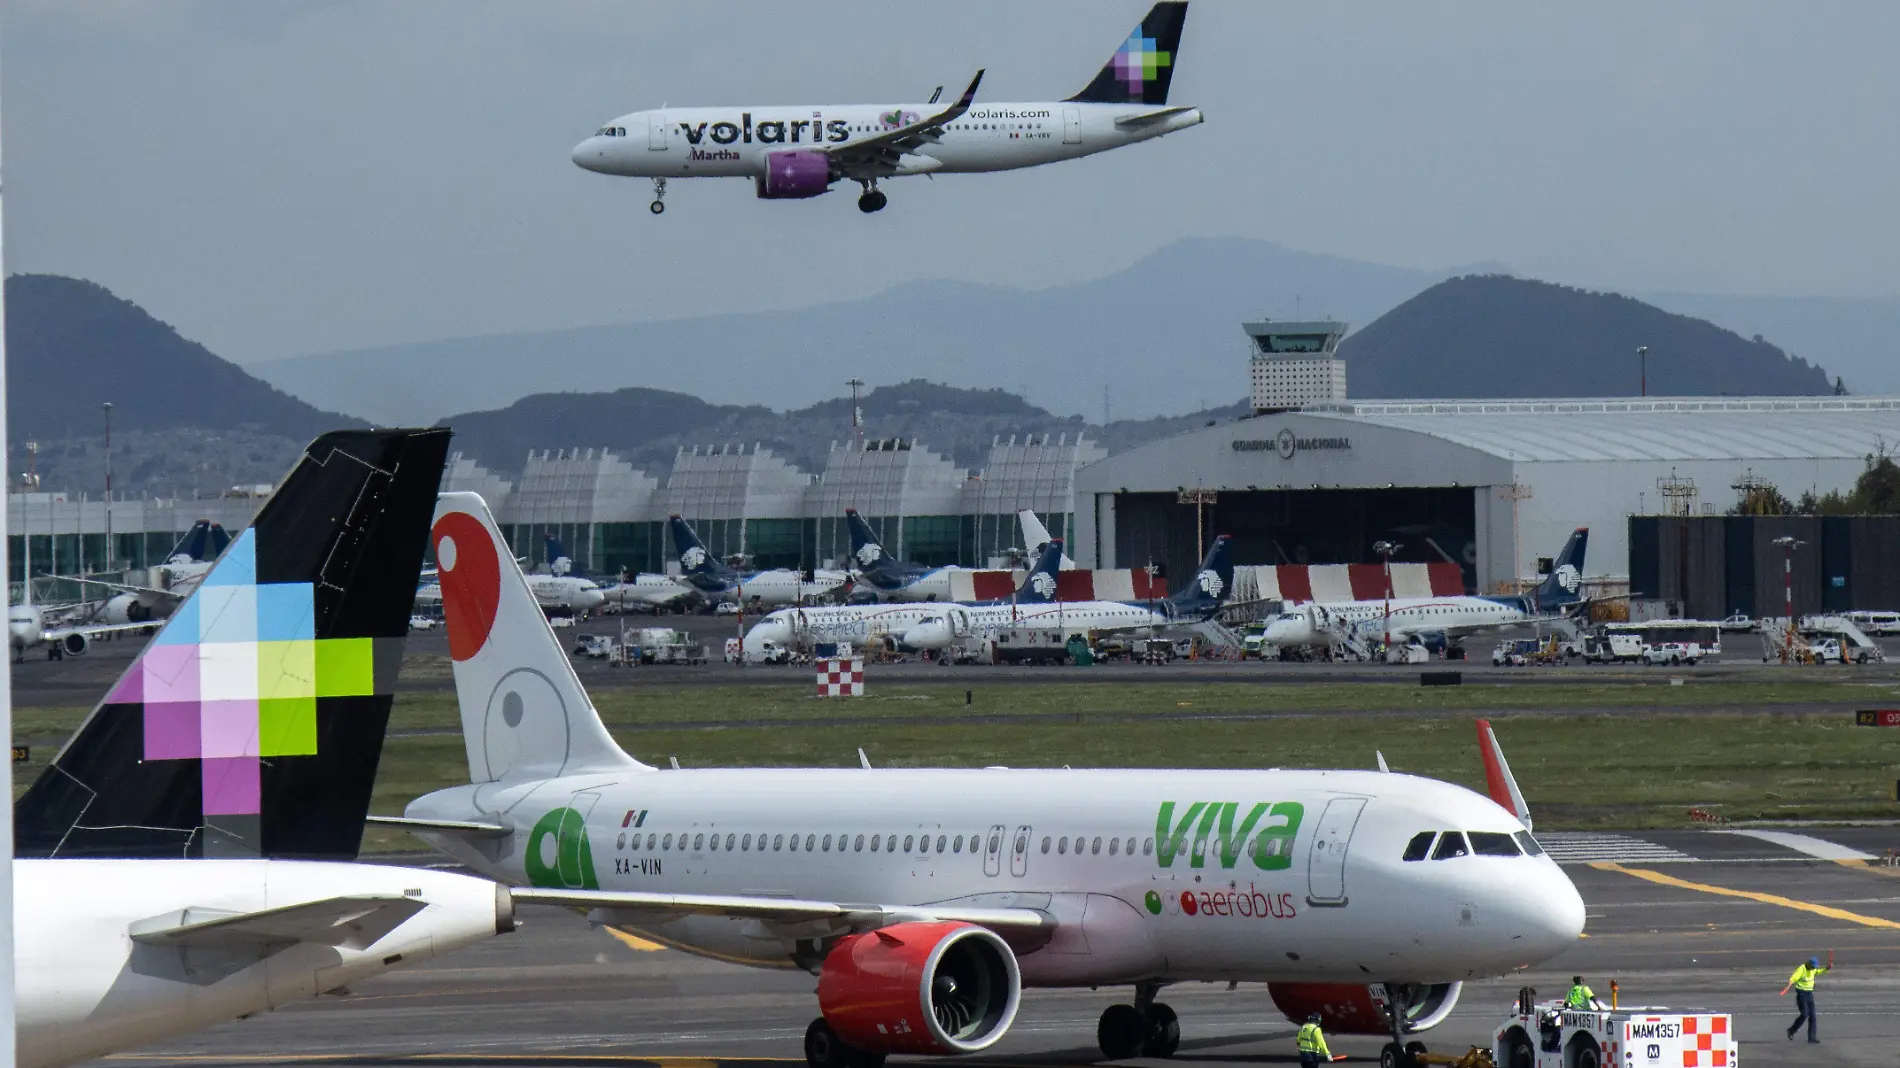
[1592,861,1900,929]
[606,928,667,951]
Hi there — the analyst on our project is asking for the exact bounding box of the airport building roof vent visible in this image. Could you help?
[1245,319,1349,414]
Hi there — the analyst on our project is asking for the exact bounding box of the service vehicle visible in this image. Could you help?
[1491,638,1540,666]
[1604,620,1722,658]
[1490,990,1735,1068]
[1718,612,1757,633]
[1641,641,1702,667]
[573,633,618,660]
[1573,629,1644,664]
[1845,609,1900,636]
[408,614,438,631]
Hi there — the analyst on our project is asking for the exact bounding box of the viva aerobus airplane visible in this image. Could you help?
[569,2,1203,214]
[11,429,515,1068]
[392,492,1586,1068]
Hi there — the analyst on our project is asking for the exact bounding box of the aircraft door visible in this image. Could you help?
[949,608,969,636]
[648,111,670,151]
[1010,825,1032,877]
[1062,107,1083,144]
[983,823,1006,877]
[1306,796,1366,907]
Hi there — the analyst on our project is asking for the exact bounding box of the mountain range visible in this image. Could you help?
[248,237,1893,424]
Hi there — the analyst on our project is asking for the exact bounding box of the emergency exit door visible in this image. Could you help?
[1305,796,1366,907]
[1062,107,1082,144]
[1010,825,1033,876]
[648,111,670,150]
[983,824,1006,876]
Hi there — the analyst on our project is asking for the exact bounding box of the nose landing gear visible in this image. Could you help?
[650,177,667,215]
[856,180,887,213]
[1097,982,1179,1059]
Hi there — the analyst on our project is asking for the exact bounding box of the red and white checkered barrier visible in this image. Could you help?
[816,658,864,697]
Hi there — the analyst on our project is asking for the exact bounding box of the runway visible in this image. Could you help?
[108,831,1900,1068]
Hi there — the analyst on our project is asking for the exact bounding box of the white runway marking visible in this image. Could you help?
[1538,832,1697,863]
[1715,829,1875,861]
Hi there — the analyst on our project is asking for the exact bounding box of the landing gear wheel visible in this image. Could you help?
[1098,1004,1147,1060]
[650,177,668,215]
[1141,1002,1180,1058]
[649,200,665,215]
[857,189,888,213]
[805,1018,880,1068]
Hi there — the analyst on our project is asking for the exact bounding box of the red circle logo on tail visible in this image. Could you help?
[432,511,501,661]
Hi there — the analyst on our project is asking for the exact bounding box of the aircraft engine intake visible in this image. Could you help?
[817,921,1020,1055]
[1266,981,1462,1035]
[756,150,833,199]
[61,632,91,657]
[102,593,151,625]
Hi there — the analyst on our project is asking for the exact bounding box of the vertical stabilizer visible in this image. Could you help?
[435,492,643,783]
[1013,541,1065,604]
[1532,528,1588,611]
[1017,509,1075,569]
[15,429,451,859]
[1067,2,1190,106]
[1475,719,1532,830]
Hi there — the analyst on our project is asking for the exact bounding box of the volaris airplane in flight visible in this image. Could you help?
[570,2,1202,214]
[394,492,1585,1068]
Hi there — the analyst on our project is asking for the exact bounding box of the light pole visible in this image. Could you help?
[102,401,114,574]
[1373,540,1401,651]
[1772,535,1803,662]
[846,378,864,448]
[1497,482,1533,593]
[1638,346,1650,397]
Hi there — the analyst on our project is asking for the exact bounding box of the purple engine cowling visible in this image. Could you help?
[756,150,833,199]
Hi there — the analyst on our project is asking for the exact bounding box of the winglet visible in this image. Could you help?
[1376,751,1390,773]
[858,747,873,770]
[1476,719,1532,829]
[956,70,984,109]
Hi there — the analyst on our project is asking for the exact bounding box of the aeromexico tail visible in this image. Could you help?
[572,2,1201,214]
[668,513,844,606]
[11,430,516,1068]
[401,492,1584,1067]
[845,508,960,601]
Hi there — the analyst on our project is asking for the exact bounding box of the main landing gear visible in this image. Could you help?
[856,179,887,214]
[1097,982,1180,1059]
[650,177,667,215]
[803,1018,883,1068]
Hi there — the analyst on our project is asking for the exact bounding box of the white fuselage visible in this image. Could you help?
[605,573,695,608]
[688,569,848,607]
[748,598,1171,651]
[525,574,607,614]
[14,859,506,1068]
[572,101,1203,183]
[408,768,1582,986]
[1264,597,1535,648]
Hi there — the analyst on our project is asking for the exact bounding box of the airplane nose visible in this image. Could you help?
[1512,864,1587,961]
[571,139,605,172]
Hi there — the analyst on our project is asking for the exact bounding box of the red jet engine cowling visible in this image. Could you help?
[1267,982,1463,1035]
[817,921,1021,1055]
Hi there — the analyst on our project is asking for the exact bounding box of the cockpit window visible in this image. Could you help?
[1401,832,1435,862]
[1468,831,1521,857]
[1431,831,1469,860]
[1514,830,1545,856]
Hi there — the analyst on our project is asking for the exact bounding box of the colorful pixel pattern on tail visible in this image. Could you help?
[1113,31,1172,93]
[113,528,379,815]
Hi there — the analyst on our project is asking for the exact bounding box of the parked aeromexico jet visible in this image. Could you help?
[397,493,1584,1068]
[1262,529,1591,650]
[845,508,962,601]
[11,430,515,1068]
[669,514,846,606]
[570,2,1201,214]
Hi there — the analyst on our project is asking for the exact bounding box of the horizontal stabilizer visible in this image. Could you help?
[129,894,425,950]
[367,814,512,838]
[1113,106,1197,129]
[513,887,1052,932]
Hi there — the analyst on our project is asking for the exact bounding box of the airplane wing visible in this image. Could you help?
[825,70,983,180]
[45,573,177,599]
[43,619,167,644]
[128,894,426,951]
[513,887,1052,934]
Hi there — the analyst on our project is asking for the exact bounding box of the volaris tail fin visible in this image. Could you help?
[436,493,642,783]
[15,429,451,859]
[1014,540,1065,604]
[1067,2,1189,106]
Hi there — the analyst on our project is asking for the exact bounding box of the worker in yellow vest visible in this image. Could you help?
[1780,950,1832,1042]
[1295,1012,1338,1066]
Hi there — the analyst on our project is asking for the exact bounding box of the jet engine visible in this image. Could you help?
[60,632,90,657]
[101,593,152,625]
[1266,982,1462,1035]
[755,150,833,199]
[817,921,1020,1055]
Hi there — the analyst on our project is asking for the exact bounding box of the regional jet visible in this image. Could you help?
[393,492,1585,1068]
[12,430,512,1068]
[570,3,1202,214]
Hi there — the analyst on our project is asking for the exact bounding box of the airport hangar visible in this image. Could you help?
[1072,395,1900,595]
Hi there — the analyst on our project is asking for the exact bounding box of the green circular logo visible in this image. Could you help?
[1144,890,1163,915]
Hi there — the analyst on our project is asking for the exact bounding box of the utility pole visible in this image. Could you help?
[103,401,114,574]
[1772,535,1803,662]
[1373,540,1401,653]
[1176,486,1217,565]
[846,378,864,448]
[1638,345,1650,397]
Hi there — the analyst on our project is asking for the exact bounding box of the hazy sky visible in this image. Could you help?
[7,1,1897,367]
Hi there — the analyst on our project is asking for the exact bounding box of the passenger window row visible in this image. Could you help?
[1041,835,1154,857]
[620,830,983,855]
[1401,829,1544,861]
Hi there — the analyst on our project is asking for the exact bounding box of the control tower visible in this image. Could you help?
[1244,320,1349,413]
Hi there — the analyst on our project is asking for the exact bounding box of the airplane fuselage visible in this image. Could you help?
[409,768,1582,986]
[749,597,1173,651]
[1264,596,1543,648]
[572,101,1203,182]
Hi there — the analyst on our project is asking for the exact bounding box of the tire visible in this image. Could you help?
[804,1019,860,1068]
[1141,1002,1180,1057]
[1379,1041,1406,1068]
[1570,1036,1602,1068]
[1500,1030,1536,1068]
[1097,1004,1147,1060]
[649,201,665,215]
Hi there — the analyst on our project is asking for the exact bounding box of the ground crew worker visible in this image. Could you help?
[1295,1012,1335,1066]
[1781,951,1832,1042]
[1565,976,1604,1010]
